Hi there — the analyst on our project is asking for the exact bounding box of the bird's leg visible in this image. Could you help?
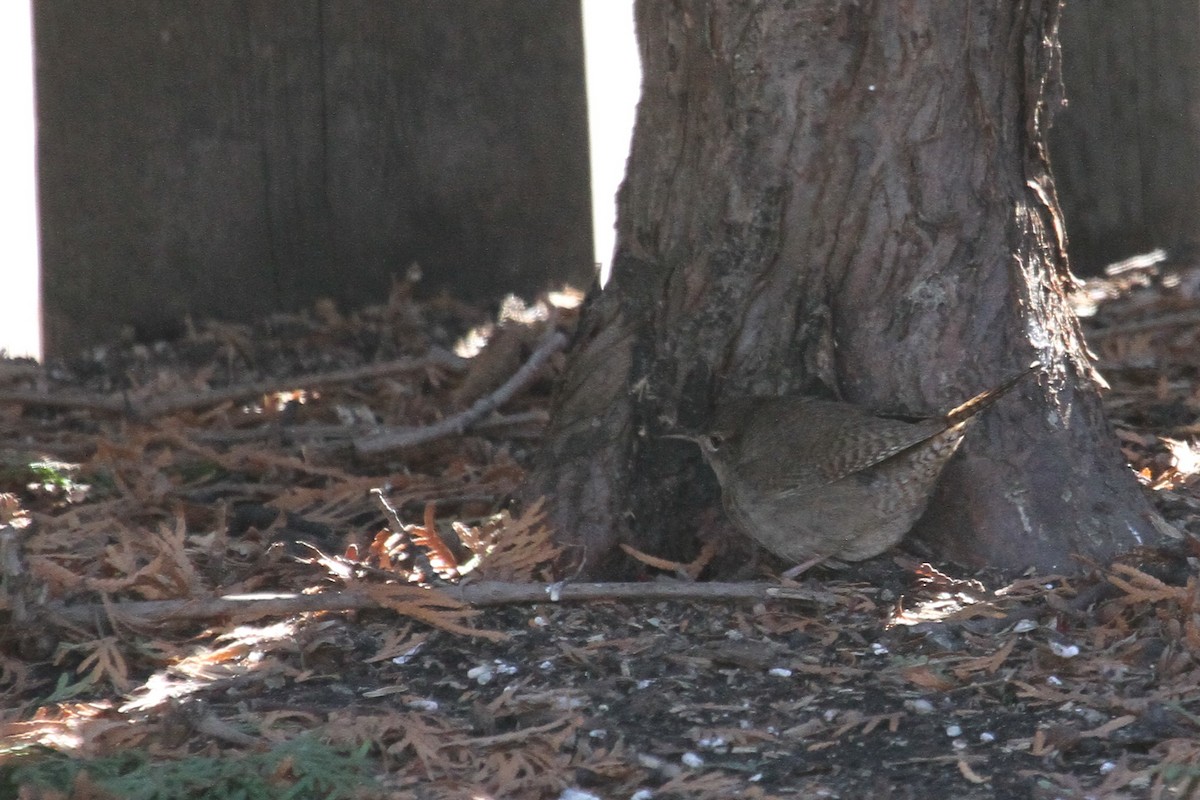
[780,555,827,580]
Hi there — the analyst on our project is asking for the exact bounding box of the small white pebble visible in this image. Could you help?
[1100,761,1117,774]
[407,698,439,712]
[951,738,968,751]
[466,665,493,685]
[823,709,839,722]
[637,753,665,770]
[1049,641,1080,658]
[945,725,962,737]
[390,641,425,666]
[539,660,554,670]
[697,736,727,751]
[868,84,876,91]
[749,773,763,783]
[725,629,745,640]
[681,752,705,768]
[1012,619,1037,633]
[907,699,935,714]
[631,790,655,800]
[559,789,601,800]
[871,643,889,655]
[589,729,608,739]
[636,679,654,689]
[531,616,549,627]
[768,667,793,678]
[1047,675,1064,687]
[979,731,996,743]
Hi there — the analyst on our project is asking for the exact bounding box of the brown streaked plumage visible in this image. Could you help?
[674,364,1039,569]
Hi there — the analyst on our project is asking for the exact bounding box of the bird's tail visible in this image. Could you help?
[945,361,1042,424]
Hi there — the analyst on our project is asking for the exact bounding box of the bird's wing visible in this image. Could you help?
[730,401,952,491]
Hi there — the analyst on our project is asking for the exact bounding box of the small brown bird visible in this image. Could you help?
[673,364,1038,573]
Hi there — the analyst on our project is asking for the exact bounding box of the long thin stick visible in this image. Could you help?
[354,326,566,456]
[0,348,465,418]
[43,581,837,627]
[192,409,548,445]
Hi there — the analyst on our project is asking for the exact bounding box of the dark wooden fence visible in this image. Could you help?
[1049,0,1200,275]
[36,1,593,356]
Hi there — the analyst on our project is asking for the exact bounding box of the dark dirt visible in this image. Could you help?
[3,267,1200,799]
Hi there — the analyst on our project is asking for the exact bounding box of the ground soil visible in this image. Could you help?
[2,263,1200,799]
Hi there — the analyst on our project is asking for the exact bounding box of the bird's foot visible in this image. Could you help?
[780,555,828,580]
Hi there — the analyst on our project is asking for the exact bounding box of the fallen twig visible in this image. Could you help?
[44,580,837,627]
[353,326,566,456]
[0,348,465,418]
[192,409,548,445]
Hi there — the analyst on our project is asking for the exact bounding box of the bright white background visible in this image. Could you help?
[0,4,639,360]
[0,0,40,359]
[582,0,640,285]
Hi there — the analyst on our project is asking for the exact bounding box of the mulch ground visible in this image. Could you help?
[2,261,1200,799]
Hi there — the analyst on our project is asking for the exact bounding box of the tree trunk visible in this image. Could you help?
[1049,0,1200,275]
[530,0,1165,578]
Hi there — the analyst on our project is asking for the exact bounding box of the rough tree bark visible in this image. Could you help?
[531,0,1167,577]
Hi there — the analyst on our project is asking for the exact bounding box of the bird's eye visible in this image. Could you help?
[704,433,724,451]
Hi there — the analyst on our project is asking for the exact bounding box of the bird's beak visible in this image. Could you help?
[660,433,700,445]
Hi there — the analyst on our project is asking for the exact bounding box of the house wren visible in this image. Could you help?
[674,364,1038,569]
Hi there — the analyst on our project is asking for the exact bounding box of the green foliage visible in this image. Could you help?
[25,461,72,490]
[40,670,100,703]
[0,455,97,507]
[2,736,375,800]
[0,456,79,493]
